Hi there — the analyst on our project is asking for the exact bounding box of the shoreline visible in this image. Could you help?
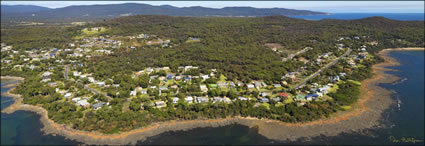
[1,48,422,144]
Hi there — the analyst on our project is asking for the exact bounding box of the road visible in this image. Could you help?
[282,47,313,62]
[292,48,352,89]
[64,65,69,80]
[78,82,113,101]
[64,65,112,100]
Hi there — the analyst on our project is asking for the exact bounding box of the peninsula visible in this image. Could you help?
[1,14,424,144]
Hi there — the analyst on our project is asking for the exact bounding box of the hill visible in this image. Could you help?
[1,5,51,14]
[1,3,327,22]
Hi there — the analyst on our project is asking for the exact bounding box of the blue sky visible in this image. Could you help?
[2,1,424,13]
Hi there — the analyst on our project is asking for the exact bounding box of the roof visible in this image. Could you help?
[296,94,305,99]
[280,93,289,97]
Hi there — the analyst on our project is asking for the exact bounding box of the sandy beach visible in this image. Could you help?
[1,48,423,145]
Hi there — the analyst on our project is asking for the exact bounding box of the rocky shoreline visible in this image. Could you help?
[1,48,422,145]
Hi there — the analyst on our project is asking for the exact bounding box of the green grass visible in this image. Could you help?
[185,39,201,43]
[283,98,294,104]
[347,80,362,86]
[275,102,285,107]
[328,84,339,93]
[340,105,352,111]
[74,27,107,39]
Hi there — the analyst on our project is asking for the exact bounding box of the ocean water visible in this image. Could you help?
[1,52,423,144]
[289,13,424,21]
[1,80,79,145]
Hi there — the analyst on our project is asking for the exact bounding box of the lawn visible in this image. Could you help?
[347,79,362,86]
[74,27,107,39]
[340,105,352,110]
[283,98,294,104]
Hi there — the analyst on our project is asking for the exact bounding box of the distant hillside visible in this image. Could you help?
[1,5,51,13]
[1,3,327,22]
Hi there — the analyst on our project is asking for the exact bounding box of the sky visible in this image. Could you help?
[1,1,424,13]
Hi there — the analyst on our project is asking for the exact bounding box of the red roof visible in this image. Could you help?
[280,93,289,97]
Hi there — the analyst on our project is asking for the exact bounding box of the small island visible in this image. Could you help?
[1,15,424,144]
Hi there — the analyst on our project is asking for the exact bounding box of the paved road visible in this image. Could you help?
[64,65,69,80]
[78,82,113,101]
[292,48,352,89]
[282,47,313,62]
[66,65,112,100]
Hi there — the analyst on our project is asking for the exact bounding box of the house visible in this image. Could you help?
[184,76,192,81]
[41,78,51,83]
[175,76,182,80]
[259,98,269,103]
[171,97,179,104]
[72,97,81,102]
[195,96,209,103]
[159,86,168,91]
[336,44,344,49]
[236,81,244,87]
[271,97,281,102]
[306,94,319,101]
[73,71,81,77]
[358,54,367,59]
[42,71,52,78]
[213,97,231,103]
[158,76,166,81]
[213,97,223,103]
[155,101,166,108]
[140,89,148,94]
[88,77,95,83]
[146,68,154,74]
[339,72,346,77]
[254,81,263,89]
[332,76,340,82]
[185,96,193,103]
[92,102,106,110]
[260,92,271,97]
[273,84,282,88]
[77,99,90,108]
[295,94,306,101]
[229,82,236,87]
[201,75,209,80]
[64,93,73,98]
[149,86,156,89]
[217,82,227,88]
[247,84,255,89]
[223,97,232,103]
[317,85,331,94]
[130,90,137,96]
[200,84,208,92]
[167,74,174,79]
[96,81,105,87]
[238,97,248,101]
[280,93,289,99]
[48,82,58,87]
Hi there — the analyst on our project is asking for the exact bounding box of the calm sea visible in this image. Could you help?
[289,13,424,21]
[1,15,424,144]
